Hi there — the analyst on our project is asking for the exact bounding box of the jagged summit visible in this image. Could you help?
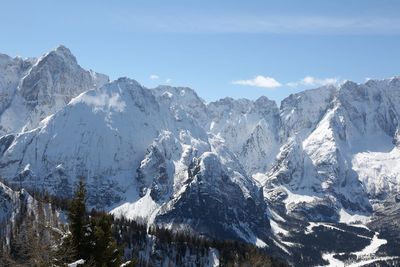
[0,45,109,135]
[254,95,276,106]
[54,44,73,53]
[45,44,77,63]
[153,85,206,107]
[109,77,147,93]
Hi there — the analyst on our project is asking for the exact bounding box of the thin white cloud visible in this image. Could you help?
[165,78,172,83]
[149,74,159,80]
[111,12,400,34]
[232,75,281,89]
[287,76,339,87]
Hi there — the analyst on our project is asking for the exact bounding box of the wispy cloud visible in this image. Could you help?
[149,74,159,80]
[232,75,281,89]
[111,12,400,34]
[165,78,172,83]
[233,75,341,89]
[287,76,339,87]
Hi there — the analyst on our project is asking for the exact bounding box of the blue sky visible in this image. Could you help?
[1,0,400,103]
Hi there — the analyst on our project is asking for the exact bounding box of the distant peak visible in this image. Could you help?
[54,44,71,53]
[155,85,197,94]
[53,45,75,58]
[341,80,357,87]
[114,77,143,88]
[255,96,275,106]
[154,85,205,103]
[37,45,77,65]
[365,79,378,86]
[389,76,400,83]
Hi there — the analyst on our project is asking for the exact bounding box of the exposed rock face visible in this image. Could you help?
[156,152,270,242]
[279,85,337,139]
[207,96,280,174]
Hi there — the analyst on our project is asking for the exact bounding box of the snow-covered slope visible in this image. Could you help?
[1,78,164,205]
[279,85,337,140]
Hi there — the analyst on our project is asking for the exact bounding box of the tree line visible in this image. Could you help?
[0,179,287,267]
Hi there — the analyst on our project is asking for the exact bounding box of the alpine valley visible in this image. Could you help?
[0,46,399,266]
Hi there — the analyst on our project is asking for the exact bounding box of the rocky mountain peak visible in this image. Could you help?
[0,45,109,135]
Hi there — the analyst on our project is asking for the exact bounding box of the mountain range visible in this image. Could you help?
[0,45,399,266]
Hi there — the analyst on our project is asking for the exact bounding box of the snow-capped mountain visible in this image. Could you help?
[265,78,400,221]
[0,45,108,136]
[0,75,271,249]
[0,46,399,266]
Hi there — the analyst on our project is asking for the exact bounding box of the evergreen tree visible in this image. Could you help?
[90,213,121,266]
[67,179,90,259]
[60,179,123,266]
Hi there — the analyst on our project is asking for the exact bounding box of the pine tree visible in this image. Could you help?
[67,179,90,260]
[59,179,123,266]
[89,213,122,266]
